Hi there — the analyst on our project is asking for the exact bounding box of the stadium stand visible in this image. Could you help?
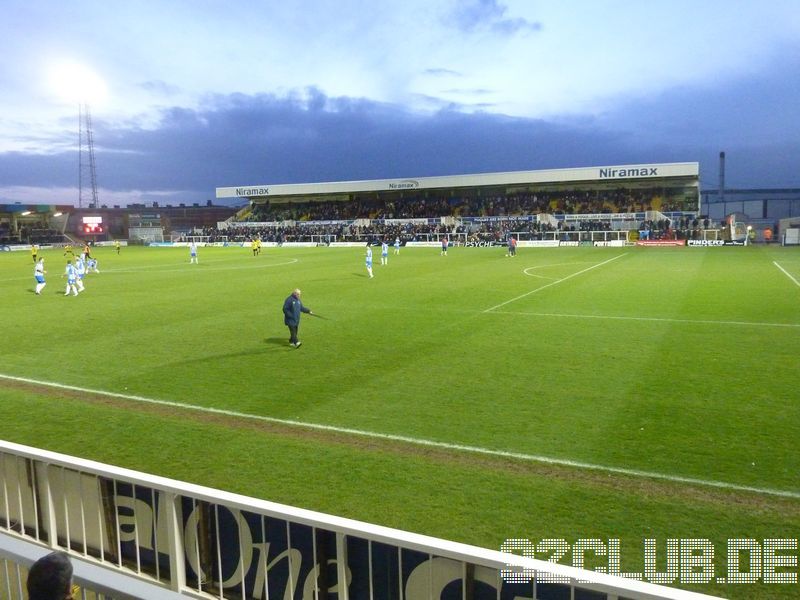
[204,188,713,245]
[246,189,690,223]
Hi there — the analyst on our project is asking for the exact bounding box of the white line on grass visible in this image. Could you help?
[487,310,800,329]
[521,263,595,280]
[483,253,627,313]
[2,372,798,500]
[773,261,800,288]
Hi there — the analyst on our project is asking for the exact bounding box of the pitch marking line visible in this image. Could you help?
[522,262,595,280]
[521,271,556,281]
[487,310,800,329]
[773,261,800,288]
[483,253,627,313]
[2,372,798,500]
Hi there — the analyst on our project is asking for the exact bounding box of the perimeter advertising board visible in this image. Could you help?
[112,485,535,600]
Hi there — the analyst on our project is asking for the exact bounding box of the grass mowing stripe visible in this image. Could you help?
[482,253,627,313]
[3,371,798,501]
[0,256,300,282]
[487,310,800,328]
[773,261,800,287]
[102,257,300,274]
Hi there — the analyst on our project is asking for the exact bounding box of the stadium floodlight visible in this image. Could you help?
[20,211,31,216]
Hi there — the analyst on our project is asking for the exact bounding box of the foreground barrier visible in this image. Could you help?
[0,441,717,599]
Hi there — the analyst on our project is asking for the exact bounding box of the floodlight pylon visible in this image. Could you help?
[78,103,99,209]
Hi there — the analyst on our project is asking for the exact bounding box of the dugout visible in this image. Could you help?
[216,162,700,220]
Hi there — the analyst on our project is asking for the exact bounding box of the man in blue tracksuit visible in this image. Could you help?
[282,288,312,348]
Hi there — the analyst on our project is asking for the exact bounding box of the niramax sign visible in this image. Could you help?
[216,162,699,199]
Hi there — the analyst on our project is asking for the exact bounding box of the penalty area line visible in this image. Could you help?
[1,373,798,500]
[483,253,627,313]
[773,261,800,288]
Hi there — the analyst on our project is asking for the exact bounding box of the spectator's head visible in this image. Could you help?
[27,551,74,600]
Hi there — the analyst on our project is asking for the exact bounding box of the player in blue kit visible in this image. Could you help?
[189,241,198,264]
[365,246,374,278]
[75,257,86,292]
[34,258,46,295]
[381,241,388,265]
[394,237,400,254]
[63,260,79,296]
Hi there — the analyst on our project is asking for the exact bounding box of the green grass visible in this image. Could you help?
[2,244,799,598]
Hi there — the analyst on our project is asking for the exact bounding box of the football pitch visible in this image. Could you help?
[2,244,799,598]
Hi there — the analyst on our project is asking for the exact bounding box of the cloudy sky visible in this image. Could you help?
[1,0,799,207]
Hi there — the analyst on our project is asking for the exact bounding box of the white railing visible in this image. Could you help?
[0,441,719,600]
[0,533,184,599]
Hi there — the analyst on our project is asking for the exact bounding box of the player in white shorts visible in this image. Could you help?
[75,257,86,292]
[63,260,79,296]
[365,246,373,278]
[34,258,46,295]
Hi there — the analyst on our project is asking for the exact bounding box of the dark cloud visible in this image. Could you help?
[595,43,800,188]
[447,0,542,35]
[1,47,798,205]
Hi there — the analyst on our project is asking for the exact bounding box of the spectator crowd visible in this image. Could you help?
[246,188,694,223]
[182,188,703,244]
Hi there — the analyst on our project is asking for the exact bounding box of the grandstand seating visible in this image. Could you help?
[207,188,705,245]
[249,189,694,223]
